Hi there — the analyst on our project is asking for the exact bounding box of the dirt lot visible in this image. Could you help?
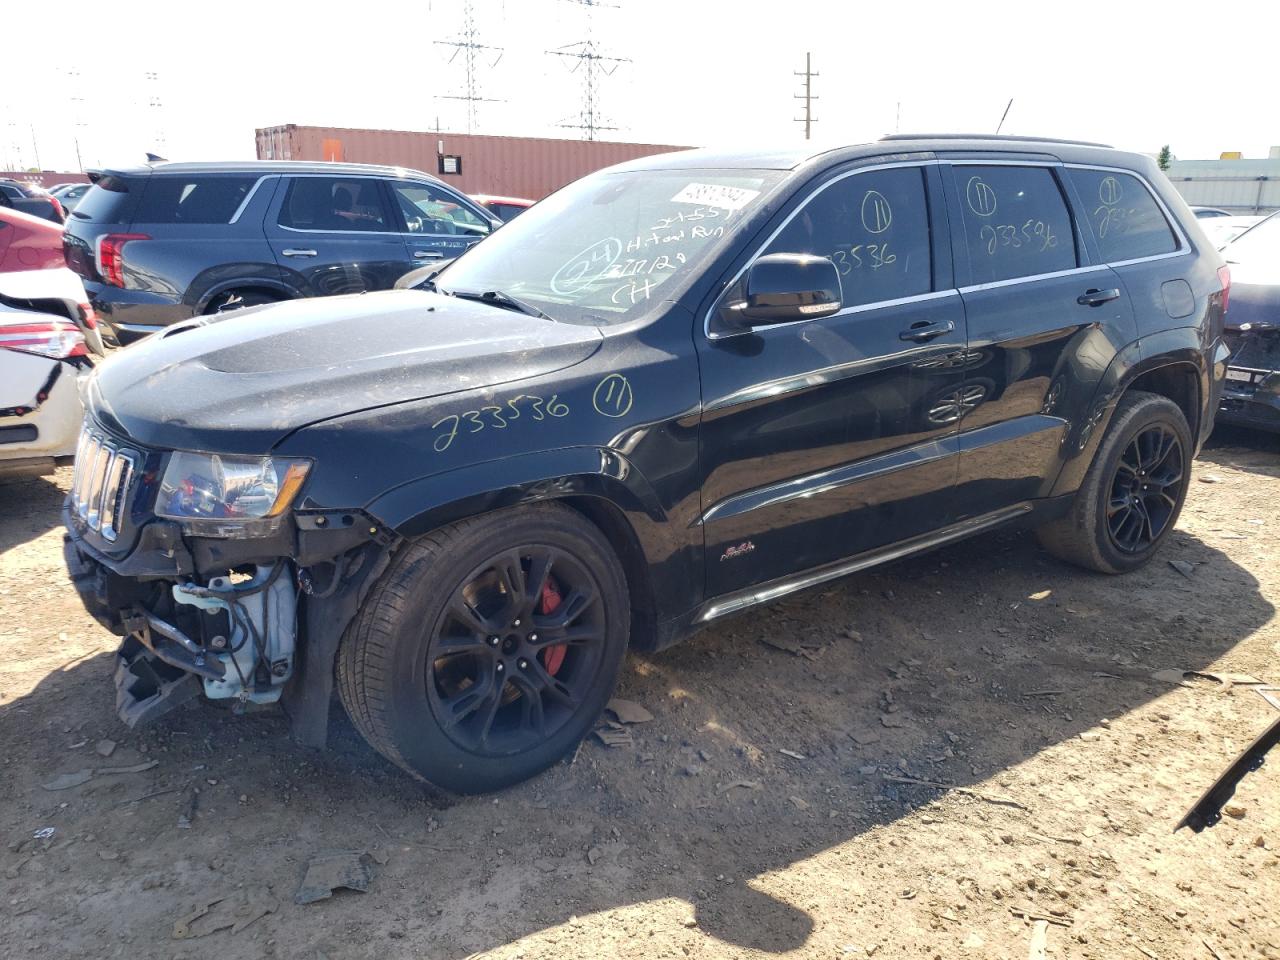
[1,428,1277,960]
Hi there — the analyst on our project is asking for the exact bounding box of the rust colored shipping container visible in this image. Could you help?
[254,125,692,200]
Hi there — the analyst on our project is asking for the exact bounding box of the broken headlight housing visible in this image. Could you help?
[156,452,310,537]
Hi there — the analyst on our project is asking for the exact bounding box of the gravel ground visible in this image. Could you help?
[0,427,1277,960]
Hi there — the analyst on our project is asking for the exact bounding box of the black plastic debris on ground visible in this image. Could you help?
[295,850,378,905]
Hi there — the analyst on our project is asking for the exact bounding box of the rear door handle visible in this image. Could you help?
[282,248,317,258]
[413,250,444,260]
[899,319,955,342]
[1077,287,1120,307]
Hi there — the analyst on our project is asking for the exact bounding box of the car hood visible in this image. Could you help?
[89,290,603,453]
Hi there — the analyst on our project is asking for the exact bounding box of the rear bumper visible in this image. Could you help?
[83,280,191,343]
[0,358,85,468]
[1217,378,1280,432]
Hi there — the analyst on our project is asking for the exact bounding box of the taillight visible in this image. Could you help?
[49,196,66,221]
[78,302,98,330]
[97,233,150,287]
[0,320,88,360]
[1217,264,1231,314]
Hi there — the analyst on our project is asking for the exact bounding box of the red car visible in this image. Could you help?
[470,193,534,222]
[0,207,65,273]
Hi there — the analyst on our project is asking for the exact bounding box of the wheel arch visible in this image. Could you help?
[365,446,691,649]
[1051,330,1210,498]
[194,277,301,314]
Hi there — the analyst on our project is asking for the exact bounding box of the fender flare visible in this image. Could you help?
[1050,329,1208,497]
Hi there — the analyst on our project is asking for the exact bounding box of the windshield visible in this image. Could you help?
[439,168,785,324]
[1223,211,1280,266]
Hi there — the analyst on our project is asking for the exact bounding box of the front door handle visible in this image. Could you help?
[282,248,317,258]
[413,250,444,260]
[899,319,955,342]
[1077,287,1120,307]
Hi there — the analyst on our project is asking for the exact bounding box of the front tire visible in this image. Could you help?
[1037,390,1192,573]
[338,503,629,794]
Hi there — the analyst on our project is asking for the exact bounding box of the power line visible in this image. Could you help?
[794,52,818,141]
[433,0,505,134]
[547,0,630,141]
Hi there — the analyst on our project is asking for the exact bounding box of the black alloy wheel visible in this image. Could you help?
[427,546,605,756]
[1106,424,1184,554]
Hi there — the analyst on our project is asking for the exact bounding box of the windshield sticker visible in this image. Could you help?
[671,183,761,212]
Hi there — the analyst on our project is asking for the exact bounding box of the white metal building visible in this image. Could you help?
[1165,148,1280,214]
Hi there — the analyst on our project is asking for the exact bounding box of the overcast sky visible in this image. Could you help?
[6,0,1277,174]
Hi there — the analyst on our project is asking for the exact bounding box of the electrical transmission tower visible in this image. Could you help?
[794,52,818,140]
[144,70,166,158]
[547,0,630,141]
[433,0,504,133]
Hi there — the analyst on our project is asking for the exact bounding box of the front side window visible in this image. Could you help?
[954,166,1077,284]
[1069,169,1178,262]
[134,176,258,224]
[438,168,785,325]
[762,165,932,307]
[278,177,388,232]
[389,181,491,238]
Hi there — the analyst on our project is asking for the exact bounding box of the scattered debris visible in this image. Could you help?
[1027,919,1049,960]
[586,846,602,865]
[1198,474,1224,484]
[98,760,159,775]
[1176,712,1280,832]
[759,635,827,660]
[41,769,93,791]
[173,888,278,938]
[1168,559,1197,579]
[295,851,378,905]
[1223,804,1247,820]
[717,779,763,795]
[788,795,809,810]
[1010,906,1072,927]
[778,749,806,761]
[1152,668,1268,691]
[1027,832,1081,846]
[1202,938,1226,960]
[882,774,1028,811]
[32,827,55,840]
[880,714,906,729]
[177,788,199,830]
[94,739,117,758]
[595,725,633,748]
[1022,689,1064,698]
[606,699,654,724]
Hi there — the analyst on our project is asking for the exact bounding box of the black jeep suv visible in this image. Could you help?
[64,136,1229,793]
[61,161,498,344]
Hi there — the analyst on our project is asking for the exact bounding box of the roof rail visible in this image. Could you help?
[880,133,1114,148]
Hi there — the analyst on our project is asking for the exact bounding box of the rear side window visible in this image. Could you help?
[1069,169,1178,262]
[69,176,135,223]
[134,176,257,224]
[954,166,1077,284]
[279,177,389,232]
[764,165,933,307]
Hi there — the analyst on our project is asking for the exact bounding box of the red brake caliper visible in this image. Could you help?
[538,578,568,676]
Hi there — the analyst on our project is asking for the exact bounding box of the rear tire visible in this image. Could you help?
[1037,390,1192,573]
[337,503,629,794]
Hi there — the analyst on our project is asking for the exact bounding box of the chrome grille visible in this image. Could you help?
[71,427,139,542]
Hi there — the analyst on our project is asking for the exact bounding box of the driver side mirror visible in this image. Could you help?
[728,253,843,327]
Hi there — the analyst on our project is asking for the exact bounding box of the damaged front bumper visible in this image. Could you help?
[64,510,298,727]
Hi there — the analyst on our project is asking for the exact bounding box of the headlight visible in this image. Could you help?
[156,452,310,534]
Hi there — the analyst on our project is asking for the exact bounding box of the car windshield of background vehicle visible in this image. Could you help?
[1068,169,1177,262]
[1222,212,1280,271]
[439,169,786,325]
[954,166,1078,284]
[762,166,932,308]
[390,181,491,237]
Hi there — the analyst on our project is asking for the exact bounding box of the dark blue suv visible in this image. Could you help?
[62,161,498,343]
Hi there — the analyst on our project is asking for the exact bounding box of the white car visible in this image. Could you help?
[1200,215,1264,250]
[0,269,97,478]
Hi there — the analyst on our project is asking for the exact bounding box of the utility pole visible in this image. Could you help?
[434,0,505,134]
[794,52,818,140]
[996,97,1013,135]
[548,0,629,141]
[30,125,41,171]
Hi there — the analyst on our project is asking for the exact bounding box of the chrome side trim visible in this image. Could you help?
[956,264,1109,295]
[698,437,954,527]
[695,503,1033,623]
